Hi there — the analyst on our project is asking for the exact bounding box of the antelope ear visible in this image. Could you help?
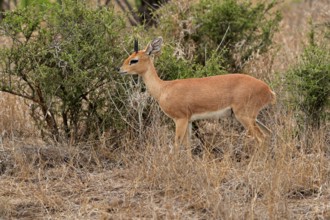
[145,37,163,55]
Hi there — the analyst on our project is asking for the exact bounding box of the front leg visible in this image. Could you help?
[174,118,189,154]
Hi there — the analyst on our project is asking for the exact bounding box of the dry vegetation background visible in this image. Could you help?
[0,0,329,219]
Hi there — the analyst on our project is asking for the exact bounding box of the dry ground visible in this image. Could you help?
[0,0,330,219]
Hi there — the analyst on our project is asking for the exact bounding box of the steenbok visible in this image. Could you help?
[118,37,276,155]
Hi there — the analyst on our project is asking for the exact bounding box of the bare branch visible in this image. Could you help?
[114,0,140,26]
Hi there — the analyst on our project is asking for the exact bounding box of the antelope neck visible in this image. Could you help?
[141,62,165,101]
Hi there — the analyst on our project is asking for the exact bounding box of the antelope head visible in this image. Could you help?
[118,37,163,76]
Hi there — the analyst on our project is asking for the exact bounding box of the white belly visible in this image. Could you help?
[190,107,232,121]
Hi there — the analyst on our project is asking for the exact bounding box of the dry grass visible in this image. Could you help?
[0,92,40,142]
[0,118,328,219]
[0,0,330,219]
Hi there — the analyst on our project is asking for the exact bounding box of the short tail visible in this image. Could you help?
[270,90,276,105]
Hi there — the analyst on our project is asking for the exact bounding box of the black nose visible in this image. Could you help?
[116,67,120,72]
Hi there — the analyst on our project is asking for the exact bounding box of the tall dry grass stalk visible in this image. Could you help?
[0,92,38,141]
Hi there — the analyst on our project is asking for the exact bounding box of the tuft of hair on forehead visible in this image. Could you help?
[134,38,139,53]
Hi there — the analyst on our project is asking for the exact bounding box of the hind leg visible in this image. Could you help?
[234,115,265,143]
[234,114,267,171]
[256,119,272,136]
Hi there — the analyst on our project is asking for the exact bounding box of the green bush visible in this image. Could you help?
[0,0,128,142]
[195,0,281,71]
[154,0,281,72]
[287,44,330,129]
[155,45,226,80]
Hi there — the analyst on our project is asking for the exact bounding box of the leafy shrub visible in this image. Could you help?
[0,0,128,142]
[154,0,281,72]
[287,37,330,128]
[18,0,56,8]
[195,0,281,71]
[155,45,226,80]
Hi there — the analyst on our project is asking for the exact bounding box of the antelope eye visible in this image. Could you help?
[129,59,139,65]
